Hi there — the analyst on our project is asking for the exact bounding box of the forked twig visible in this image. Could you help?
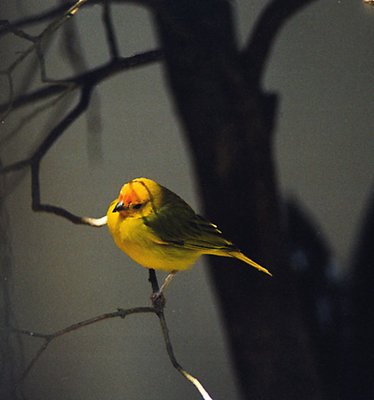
[149,270,214,400]
[9,270,214,399]
[0,0,89,121]
[0,50,163,115]
[12,307,155,383]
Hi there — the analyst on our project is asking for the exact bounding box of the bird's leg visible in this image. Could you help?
[159,270,178,293]
[150,270,177,308]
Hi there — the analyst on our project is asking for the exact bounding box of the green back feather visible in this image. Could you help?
[143,185,238,252]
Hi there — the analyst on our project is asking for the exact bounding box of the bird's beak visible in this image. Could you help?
[113,200,125,213]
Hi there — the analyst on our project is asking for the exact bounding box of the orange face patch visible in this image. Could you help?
[118,181,150,206]
[119,185,137,205]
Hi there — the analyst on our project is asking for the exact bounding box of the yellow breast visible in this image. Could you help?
[107,201,199,272]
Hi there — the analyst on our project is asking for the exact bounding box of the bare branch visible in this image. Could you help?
[0,1,156,39]
[0,20,38,42]
[10,271,214,400]
[1,85,89,173]
[0,0,90,122]
[0,50,163,114]
[157,311,214,400]
[0,159,32,174]
[1,0,89,72]
[102,1,120,59]
[0,84,69,114]
[0,3,75,38]
[0,86,103,226]
[241,0,318,84]
[25,87,108,227]
[34,86,92,164]
[12,307,155,382]
[31,163,107,227]
[149,269,214,399]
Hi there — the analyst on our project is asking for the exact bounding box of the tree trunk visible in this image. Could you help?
[152,1,322,398]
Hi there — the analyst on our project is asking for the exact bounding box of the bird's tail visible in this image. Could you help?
[233,252,272,276]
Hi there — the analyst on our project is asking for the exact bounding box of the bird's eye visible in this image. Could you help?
[132,203,143,210]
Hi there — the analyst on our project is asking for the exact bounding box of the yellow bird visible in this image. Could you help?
[107,178,271,292]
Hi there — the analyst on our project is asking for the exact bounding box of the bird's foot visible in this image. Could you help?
[150,291,166,310]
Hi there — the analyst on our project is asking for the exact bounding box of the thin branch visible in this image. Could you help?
[12,307,155,383]
[0,50,163,114]
[0,3,75,38]
[156,311,214,400]
[0,20,38,42]
[1,86,105,227]
[22,86,106,227]
[0,159,32,174]
[32,85,92,164]
[102,1,120,59]
[0,1,89,121]
[32,162,107,227]
[241,0,317,84]
[149,270,214,399]
[1,0,89,72]
[0,0,155,39]
[0,84,69,114]
[10,272,214,399]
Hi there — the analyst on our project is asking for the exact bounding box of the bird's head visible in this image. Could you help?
[112,178,162,218]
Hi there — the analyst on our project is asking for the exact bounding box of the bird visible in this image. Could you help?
[107,177,271,294]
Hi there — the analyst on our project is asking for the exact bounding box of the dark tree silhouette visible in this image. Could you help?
[1,1,372,400]
[152,1,321,399]
[348,192,374,400]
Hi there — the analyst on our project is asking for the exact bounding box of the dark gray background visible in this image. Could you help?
[1,1,373,399]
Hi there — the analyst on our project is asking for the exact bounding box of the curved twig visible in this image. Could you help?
[13,307,155,383]
[1,86,106,226]
[0,1,159,39]
[10,272,214,400]
[0,3,75,38]
[156,311,213,400]
[0,0,90,121]
[0,50,163,115]
[148,270,214,399]
[102,1,120,59]
[0,51,163,173]
[26,86,108,226]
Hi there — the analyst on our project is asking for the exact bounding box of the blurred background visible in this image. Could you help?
[1,1,373,399]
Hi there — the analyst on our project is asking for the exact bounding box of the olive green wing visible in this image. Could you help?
[143,190,237,252]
